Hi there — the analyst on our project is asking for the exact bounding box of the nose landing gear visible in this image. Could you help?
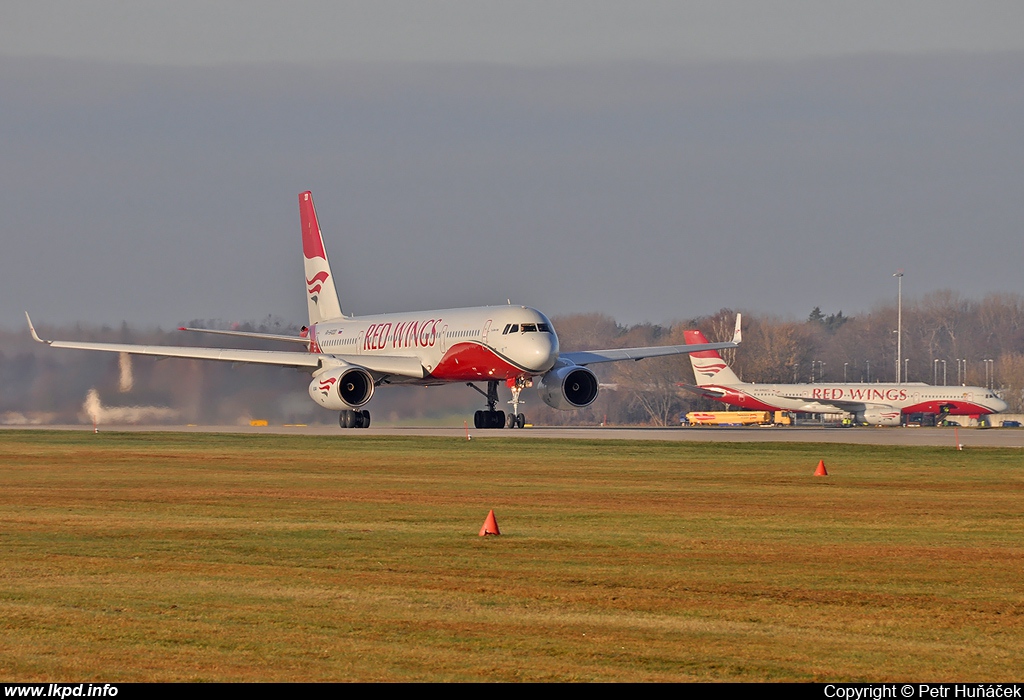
[506,376,530,428]
[505,413,525,429]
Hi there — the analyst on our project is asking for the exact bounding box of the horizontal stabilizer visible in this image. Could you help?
[677,383,728,398]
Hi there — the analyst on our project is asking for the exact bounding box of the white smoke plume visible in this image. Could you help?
[82,389,179,426]
[118,352,133,392]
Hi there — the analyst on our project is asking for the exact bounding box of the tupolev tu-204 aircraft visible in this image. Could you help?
[27,192,740,429]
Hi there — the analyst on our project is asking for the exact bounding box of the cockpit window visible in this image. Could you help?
[509,324,519,333]
[522,323,537,332]
[538,323,551,333]
[502,324,511,335]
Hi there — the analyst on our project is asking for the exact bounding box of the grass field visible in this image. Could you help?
[1,430,1022,681]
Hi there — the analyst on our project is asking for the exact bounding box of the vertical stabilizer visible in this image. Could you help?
[684,330,743,386]
[299,191,345,324]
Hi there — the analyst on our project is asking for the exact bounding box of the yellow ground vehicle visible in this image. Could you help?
[772,411,793,426]
[684,411,772,426]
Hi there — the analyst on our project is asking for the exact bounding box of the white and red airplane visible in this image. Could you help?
[27,191,741,429]
[679,330,1007,425]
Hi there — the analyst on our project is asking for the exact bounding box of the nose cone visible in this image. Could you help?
[991,396,1009,413]
[522,332,558,372]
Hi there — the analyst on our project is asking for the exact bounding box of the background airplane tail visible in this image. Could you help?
[299,191,345,324]
[684,330,743,386]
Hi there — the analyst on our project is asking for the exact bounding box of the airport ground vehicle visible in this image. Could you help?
[683,410,793,426]
[684,411,772,426]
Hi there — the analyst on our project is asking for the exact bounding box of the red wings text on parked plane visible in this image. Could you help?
[27,192,740,429]
[680,330,1006,425]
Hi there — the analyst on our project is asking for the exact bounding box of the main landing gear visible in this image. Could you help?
[468,379,528,429]
[339,409,371,429]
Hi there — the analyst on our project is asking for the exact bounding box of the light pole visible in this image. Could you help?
[934,359,939,385]
[905,358,910,383]
[866,359,871,383]
[894,270,904,383]
[844,362,849,382]
[941,360,946,386]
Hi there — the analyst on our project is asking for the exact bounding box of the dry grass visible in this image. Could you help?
[1,431,1022,681]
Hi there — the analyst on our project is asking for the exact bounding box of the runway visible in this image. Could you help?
[6,424,1024,448]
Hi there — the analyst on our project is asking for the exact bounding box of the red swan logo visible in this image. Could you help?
[317,376,337,397]
[693,361,726,378]
[307,271,329,303]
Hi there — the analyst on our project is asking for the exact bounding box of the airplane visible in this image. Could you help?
[678,330,1007,425]
[26,191,742,429]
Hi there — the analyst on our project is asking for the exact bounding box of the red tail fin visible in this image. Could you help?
[299,191,344,324]
[686,329,742,385]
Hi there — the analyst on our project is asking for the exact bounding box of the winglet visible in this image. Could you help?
[732,314,742,344]
[25,312,48,344]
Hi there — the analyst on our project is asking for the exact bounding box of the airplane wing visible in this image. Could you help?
[26,313,425,378]
[560,314,741,367]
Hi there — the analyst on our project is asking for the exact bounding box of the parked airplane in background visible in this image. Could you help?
[28,192,741,429]
[679,331,1007,425]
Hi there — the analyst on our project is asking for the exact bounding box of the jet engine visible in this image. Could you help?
[308,365,375,409]
[538,365,599,410]
[856,408,902,426]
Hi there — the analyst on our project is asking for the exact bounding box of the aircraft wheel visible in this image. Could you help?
[506,413,515,429]
[474,411,483,429]
[360,410,371,428]
[492,410,505,429]
[339,410,354,429]
[516,413,526,429]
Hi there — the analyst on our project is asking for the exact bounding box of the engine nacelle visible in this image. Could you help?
[538,365,599,411]
[309,365,375,409]
[857,408,902,426]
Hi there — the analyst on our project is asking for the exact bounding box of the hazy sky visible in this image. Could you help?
[5,1,1024,65]
[2,2,1023,331]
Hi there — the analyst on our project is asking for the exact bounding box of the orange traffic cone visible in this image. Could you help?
[479,510,500,536]
[814,459,828,476]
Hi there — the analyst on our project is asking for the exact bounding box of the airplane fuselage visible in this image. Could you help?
[697,382,1007,417]
[309,305,559,383]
